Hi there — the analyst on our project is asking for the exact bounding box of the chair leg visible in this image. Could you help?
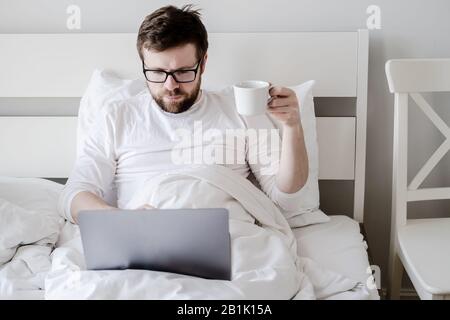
[387,252,404,300]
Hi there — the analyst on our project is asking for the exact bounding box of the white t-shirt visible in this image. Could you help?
[59,89,306,222]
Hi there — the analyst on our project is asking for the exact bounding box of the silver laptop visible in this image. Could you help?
[78,208,231,280]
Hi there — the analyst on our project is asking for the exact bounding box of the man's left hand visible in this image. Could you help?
[267,86,300,128]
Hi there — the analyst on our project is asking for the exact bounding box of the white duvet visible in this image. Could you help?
[0,198,63,299]
[44,165,365,299]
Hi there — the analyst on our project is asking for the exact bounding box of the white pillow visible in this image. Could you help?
[210,82,328,227]
[78,69,147,156]
[263,81,329,227]
[78,71,328,227]
[267,81,320,210]
[0,176,63,212]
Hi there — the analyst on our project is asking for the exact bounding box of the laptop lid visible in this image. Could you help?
[78,208,231,281]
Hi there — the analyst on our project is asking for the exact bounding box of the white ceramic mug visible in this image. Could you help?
[233,80,270,116]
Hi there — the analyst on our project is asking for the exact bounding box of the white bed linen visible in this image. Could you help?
[293,215,380,299]
[1,174,377,300]
[0,177,64,299]
[45,165,363,300]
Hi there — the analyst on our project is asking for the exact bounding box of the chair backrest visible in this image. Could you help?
[386,59,450,227]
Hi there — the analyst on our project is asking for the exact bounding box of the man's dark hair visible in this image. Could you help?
[136,4,208,61]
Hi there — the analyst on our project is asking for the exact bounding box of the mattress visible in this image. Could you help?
[293,215,380,299]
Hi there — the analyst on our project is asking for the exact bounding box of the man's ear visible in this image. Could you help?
[200,52,208,75]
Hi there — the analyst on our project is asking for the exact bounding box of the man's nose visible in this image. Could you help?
[164,74,180,91]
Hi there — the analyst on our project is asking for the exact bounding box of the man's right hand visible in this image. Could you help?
[71,191,117,224]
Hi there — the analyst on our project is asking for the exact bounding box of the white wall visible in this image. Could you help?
[1,0,450,289]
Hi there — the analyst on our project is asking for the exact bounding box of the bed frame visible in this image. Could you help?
[0,30,369,222]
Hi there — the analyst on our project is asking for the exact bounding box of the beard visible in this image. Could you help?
[150,79,202,114]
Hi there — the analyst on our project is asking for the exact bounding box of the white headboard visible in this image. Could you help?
[0,30,368,221]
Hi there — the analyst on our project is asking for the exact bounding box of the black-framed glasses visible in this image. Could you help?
[142,58,202,83]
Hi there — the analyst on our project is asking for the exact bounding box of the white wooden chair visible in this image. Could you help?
[386,59,450,300]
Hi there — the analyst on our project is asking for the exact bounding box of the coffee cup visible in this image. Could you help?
[233,80,270,116]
